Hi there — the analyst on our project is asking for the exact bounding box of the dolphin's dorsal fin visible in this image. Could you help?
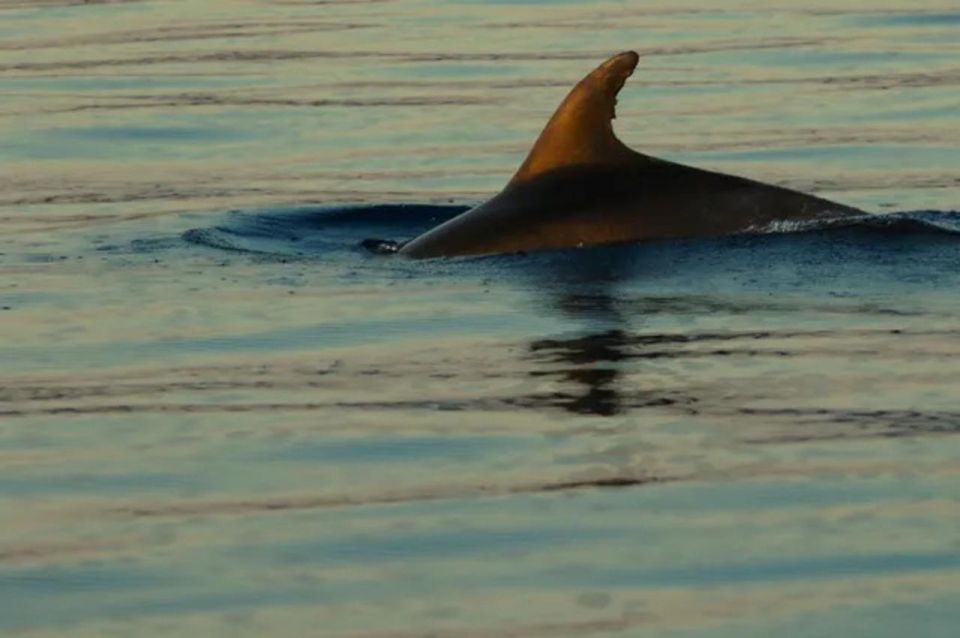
[510,51,642,184]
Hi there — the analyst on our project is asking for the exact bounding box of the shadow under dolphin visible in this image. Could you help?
[517,247,701,418]
[399,51,865,259]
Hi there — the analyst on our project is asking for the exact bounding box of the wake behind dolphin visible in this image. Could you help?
[399,51,865,259]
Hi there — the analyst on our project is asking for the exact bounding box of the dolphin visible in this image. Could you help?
[398,51,864,259]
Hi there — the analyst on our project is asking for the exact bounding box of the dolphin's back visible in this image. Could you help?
[399,159,862,258]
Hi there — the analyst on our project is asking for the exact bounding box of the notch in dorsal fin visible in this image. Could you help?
[510,51,641,184]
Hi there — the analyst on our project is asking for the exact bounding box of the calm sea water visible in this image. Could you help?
[2,1,959,636]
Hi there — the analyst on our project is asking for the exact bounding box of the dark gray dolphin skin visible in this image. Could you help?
[398,51,864,258]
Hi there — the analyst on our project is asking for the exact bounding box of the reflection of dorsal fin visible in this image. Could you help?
[510,51,642,184]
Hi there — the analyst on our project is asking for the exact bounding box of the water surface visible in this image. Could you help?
[1,1,959,636]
